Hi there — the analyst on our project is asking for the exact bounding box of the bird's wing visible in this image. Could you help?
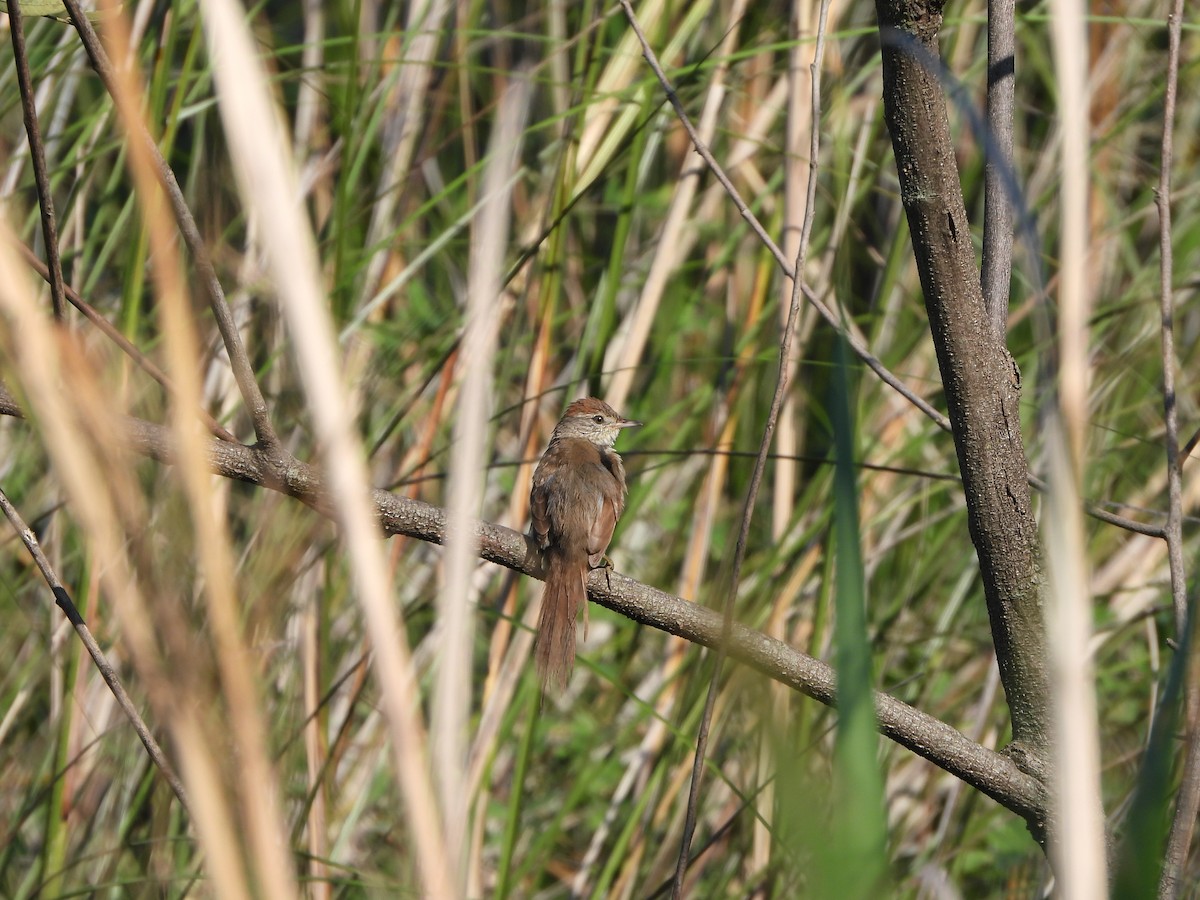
[586,492,618,568]
[530,475,552,548]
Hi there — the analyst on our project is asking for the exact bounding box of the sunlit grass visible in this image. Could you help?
[0,0,1193,896]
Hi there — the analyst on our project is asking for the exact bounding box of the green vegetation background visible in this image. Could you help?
[0,0,1194,895]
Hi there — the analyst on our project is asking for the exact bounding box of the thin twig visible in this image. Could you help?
[0,388,1053,826]
[62,0,280,449]
[634,0,831,891]
[1027,472,1164,538]
[8,0,68,320]
[17,242,238,443]
[0,484,189,809]
[1182,424,1199,461]
[611,0,1160,545]
[1156,0,1195,893]
[618,2,947,434]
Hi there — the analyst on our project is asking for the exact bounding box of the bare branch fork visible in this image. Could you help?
[609,0,1058,860]
[874,0,1053,797]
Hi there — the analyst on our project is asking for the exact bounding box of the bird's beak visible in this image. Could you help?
[618,418,642,428]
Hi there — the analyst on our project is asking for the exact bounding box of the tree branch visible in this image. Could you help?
[3,402,1043,828]
[1155,0,1195,892]
[874,1,1053,793]
[63,0,280,449]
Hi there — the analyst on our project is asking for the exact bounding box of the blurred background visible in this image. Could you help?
[0,0,1195,895]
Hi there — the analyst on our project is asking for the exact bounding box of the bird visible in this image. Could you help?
[529,397,639,691]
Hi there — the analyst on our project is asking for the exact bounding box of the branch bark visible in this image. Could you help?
[874,0,1053,812]
[981,0,1016,337]
[0,391,1052,827]
[64,0,280,450]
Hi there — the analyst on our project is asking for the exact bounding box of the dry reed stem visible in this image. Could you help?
[1044,428,1107,895]
[90,3,299,893]
[359,0,452,306]
[436,75,530,887]
[197,0,454,895]
[1046,0,1107,891]
[0,224,254,900]
[12,0,295,891]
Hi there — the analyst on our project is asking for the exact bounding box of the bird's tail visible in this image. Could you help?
[536,553,587,691]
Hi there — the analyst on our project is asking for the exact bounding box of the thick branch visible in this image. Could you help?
[101,410,1046,826]
[875,1,1053,777]
[0,383,1048,825]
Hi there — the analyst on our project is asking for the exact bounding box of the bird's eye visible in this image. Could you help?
[593,415,604,424]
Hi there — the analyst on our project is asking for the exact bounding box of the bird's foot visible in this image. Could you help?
[596,555,614,592]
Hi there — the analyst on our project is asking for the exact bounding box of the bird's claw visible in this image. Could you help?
[597,555,614,591]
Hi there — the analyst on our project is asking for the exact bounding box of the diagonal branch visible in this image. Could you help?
[0,484,189,810]
[0,394,1050,828]
[62,0,280,449]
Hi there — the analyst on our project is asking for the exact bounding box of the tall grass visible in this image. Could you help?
[0,0,1194,896]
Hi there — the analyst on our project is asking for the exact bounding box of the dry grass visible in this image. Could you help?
[0,0,1194,896]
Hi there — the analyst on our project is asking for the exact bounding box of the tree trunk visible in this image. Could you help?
[874,0,1053,838]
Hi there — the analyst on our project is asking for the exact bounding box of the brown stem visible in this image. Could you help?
[981,0,1015,337]
[62,0,280,449]
[0,484,189,810]
[1157,0,1194,893]
[8,0,68,321]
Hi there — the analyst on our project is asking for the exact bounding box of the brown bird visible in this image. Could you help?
[530,397,640,690]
